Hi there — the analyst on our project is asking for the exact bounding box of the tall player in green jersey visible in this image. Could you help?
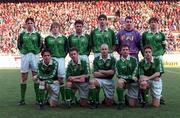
[17,17,42,105]
[44,22,68,102]
[90,14,116,58]
[141,17,166,105]
[68,20,91,63]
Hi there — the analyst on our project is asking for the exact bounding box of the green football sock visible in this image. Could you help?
[116,87,124,103]
[65,88,72,101]
[20,84,27,101]
[71,90,75,101]
[60,85,65,101]
[90,88,97,102]
[144,89,149,103]
[96,88,100,102]
[44,91,49,102]
[38,89,45,103]
[34,83,39,101]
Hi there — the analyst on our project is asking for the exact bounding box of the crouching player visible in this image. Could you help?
[139,46,164,107]
[65,47,89,108]
[36,49,59,109]
[116,45,139,109]
[89,44,116,109]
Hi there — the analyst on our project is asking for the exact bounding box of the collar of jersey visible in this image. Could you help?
[24,29,37,34]
[42,59,53,66]
[74,32,85,37]
[145,57,154,63]
[50,33,62,38]
[121,55,130,62]
[148,29,160,34]
[71,57,81,65]
[97,27,108,32]
[99,54,110,61]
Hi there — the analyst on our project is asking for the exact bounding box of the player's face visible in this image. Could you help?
[42,52,51,65]
[51,26,60,35]
[26,20,34,30]
[69,50,78,62]
[75,23,83,34]
[121,46,130,58]
[125,19,133,30]
[150,21,158,30]
[98,17,107,27]
[144,48,152,60]
[101,45,109,57]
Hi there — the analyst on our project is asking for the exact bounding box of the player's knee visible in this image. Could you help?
[90,79,97,87]
[128,98,137,107]
[117,79,125,88]
[104,98,113,107]
[140,81,148,89]
[80,98,88,107]
[66,82,72,88]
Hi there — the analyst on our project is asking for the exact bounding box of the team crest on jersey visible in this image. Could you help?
[105,60,111,67]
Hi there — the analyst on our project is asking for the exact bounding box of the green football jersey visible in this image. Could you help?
[45,35,68,58]
[139,58,164,76]
[17,31,42,54]
[90,28,116,53]
[37,59,58,83]
[66,58,88,79]
[141,31,166,56]
[116,56,138,80]
[68,33,91,55]
[93,55,116,79]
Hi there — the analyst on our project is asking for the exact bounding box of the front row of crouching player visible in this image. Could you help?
[33,44,164,109]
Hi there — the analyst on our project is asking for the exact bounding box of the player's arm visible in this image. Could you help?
[86,34,91,56]
[111,29,117,51]
[161,32,166,55]
[115,31,121,54]
[64,36,68,56]
[132,58,139,81]
[17,33,23,51]
[140,32,146,57]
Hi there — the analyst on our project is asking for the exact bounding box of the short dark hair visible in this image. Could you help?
[121,44,130,50]
[144,45,152,51]
[50,22,60,31]
[41,48,51,56]
[69,47,78,53]
[125,16,133,21]
[148,17,159,24]
[25,17,35,24]
[98,14,107,20]
[74,20,84,25]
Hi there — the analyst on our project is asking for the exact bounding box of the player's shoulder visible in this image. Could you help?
[52,59,58,65]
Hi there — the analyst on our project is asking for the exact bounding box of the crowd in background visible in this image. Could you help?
[0,1,179,55]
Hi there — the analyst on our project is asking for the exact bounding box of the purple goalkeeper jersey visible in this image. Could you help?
[116,29,141,59]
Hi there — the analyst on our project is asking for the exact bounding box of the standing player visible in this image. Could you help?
[68,20,91,63]
[139,46,164,107]
[37,49,59,109]
[17,17,42,105]
[65,47,89,108]
[90,14,116,58]
[116,45,139,109]
[141,17,166,104]
[44,22,68,102]
[116,16,141,59]
[89,44,116,108]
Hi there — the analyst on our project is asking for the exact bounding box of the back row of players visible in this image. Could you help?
[17,14,166,109]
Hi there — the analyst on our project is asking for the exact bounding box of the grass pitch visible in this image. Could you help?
[0,68,180,118]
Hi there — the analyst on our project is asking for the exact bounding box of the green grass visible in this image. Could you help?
[0,68,180,118]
